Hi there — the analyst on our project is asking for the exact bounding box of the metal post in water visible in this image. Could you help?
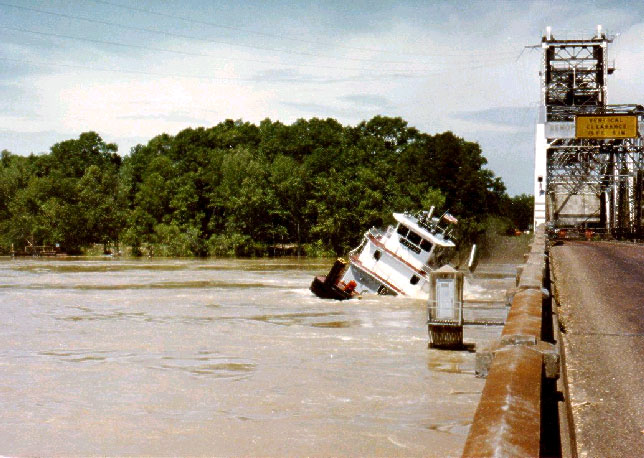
[427,266,464,349]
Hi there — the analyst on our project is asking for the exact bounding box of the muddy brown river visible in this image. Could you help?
[0,257,511,456]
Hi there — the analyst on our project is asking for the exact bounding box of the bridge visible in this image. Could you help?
[533,25,644,238]
[462,27,644,457]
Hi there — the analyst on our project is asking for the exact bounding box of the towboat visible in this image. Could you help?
[310,207,458,300]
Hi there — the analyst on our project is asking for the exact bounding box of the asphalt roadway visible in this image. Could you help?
[550,241,644,457]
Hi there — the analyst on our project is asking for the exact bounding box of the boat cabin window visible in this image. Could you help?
[373,250,381,261]
[407,230,421,245]
[410,275,420,285]
[397,224,428,254]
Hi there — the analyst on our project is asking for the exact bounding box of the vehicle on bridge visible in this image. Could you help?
[310,208,458,300]
[546,223,596,242]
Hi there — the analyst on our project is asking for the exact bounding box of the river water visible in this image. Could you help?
[0,257,512,456]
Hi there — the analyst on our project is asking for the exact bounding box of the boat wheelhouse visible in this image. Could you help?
[310,208,457,300]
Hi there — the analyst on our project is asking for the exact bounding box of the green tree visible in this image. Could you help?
[507,194,534,230]
[77,164,125,248]
[0,117,514,257]
[50,131,120,178]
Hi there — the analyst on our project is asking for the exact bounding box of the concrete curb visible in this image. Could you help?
[549,253,578,458]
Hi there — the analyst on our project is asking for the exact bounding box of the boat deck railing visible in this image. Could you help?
[368,227,386,239]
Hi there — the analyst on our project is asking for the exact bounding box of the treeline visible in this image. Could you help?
[0,116,532,256]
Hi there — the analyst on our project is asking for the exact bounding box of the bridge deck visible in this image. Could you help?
[550,241,644,457]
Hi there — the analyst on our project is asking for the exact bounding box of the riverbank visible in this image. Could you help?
[72,232,531,262]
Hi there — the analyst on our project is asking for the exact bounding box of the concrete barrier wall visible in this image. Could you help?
[501,289,542,345]
[462,346,542,457]
[463,226,548,457]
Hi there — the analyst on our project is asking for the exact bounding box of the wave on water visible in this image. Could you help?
[9,280,297,291]
[10,263,191,273]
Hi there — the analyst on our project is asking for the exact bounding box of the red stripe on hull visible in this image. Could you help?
[366,233,426,276]
[349,255,404,295]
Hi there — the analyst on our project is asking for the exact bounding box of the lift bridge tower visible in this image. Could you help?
[534,26,644,238]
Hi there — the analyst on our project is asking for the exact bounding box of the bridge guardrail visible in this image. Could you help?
[462,345,542,457]
[463,225,556,457]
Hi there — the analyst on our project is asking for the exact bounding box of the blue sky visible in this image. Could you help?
[2,0,644,195]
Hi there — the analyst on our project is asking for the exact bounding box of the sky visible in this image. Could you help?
[1,0,644,195]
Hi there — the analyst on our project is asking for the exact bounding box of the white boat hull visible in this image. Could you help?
[311,209,457,300]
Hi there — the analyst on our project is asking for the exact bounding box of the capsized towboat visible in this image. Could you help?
[310,208,458,300]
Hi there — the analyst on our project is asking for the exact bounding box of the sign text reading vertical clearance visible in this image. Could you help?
[575,115,638,139]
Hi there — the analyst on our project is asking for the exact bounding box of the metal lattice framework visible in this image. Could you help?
[547,138,644,235]
[544,38,608,121]
[541,28,644,238]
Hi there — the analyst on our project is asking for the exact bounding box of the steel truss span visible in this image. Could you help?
[537,27,644,239]
[547,137,644,237]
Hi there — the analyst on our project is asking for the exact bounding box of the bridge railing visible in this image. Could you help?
[462,225,556,458]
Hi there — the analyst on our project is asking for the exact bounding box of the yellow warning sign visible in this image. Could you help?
[575,115,638,139]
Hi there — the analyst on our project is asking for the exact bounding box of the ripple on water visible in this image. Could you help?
[36,348,256,379]
[37,349,114,363]
[58,311,147,322]
[247,311,348,327]
[426,351,475,374]
[152,355,256,379]
[310,320,360,328]
[425,420,471,435]
[19,280,287,290]
[58,311,235,325]
[11,263,191,273]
